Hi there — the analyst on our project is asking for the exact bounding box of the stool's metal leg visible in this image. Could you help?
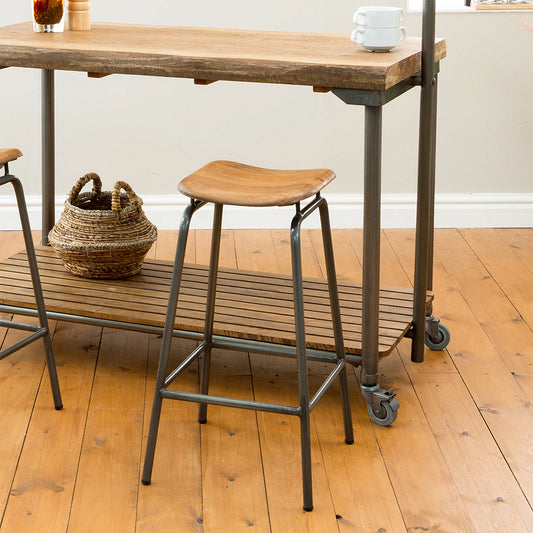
[142,200,197,485]
[290,212,313,512]
[198,203,223,424]
[318,199,354,445]
[42,69,55,245]
[12,175,62,409]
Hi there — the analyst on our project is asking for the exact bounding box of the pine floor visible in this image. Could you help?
[0,227,532,533]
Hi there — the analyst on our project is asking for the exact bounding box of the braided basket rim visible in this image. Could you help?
[65,191,144,219]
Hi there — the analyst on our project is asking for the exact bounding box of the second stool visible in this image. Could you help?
[142,160,354,511]
[0,149,62,410]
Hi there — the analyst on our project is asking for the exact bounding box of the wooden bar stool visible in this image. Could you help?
[142,160,353,511]
[0,149,62,409]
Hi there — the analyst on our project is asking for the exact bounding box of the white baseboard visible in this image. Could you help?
[0,193,531,231]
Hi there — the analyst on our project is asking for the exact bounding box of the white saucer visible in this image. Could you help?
[363,45,397,52]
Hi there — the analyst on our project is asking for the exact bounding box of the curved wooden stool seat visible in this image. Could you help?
[143,160,353,512]
[0,148,23,168]
[0,149,62,410]
[178,160,336,207]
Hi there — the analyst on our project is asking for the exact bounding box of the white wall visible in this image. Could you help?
[0,2,531,228]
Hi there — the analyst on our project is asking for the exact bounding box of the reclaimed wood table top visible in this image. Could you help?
[0,22,446,90]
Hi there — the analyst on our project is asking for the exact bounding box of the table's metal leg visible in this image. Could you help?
[359,106,399,426]
[360,105,382,389]
[42,69,55,245]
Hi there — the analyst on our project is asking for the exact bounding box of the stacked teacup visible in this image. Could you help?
[351,6,406,52]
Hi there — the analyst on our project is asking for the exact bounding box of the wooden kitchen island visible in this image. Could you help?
[0,19,445,421]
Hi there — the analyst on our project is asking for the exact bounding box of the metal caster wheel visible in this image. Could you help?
[367,399,400,427]
[425,323,450,351]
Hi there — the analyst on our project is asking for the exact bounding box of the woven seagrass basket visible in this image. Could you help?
[49,173,157,279]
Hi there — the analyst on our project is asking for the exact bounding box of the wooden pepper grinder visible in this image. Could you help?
[67,0,91,31]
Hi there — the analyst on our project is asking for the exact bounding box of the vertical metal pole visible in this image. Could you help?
[361,105,382,387]
[142,201,196,485]
[42,69,55,245]
[290,213,313,512]
[411,0,437,363]
[318,199,353,444]
[12,176,62,409]
[198,203,223,424]
[426,74,439,300]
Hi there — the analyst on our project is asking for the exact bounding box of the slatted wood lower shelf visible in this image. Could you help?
[0,247,433,357]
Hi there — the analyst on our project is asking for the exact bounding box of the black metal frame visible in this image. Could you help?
[0,161,62,410]
[141,194,354,511]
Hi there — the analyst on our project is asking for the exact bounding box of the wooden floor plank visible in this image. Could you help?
[278,229,408,533]
[0,231,29,260]
[0,317,49,522]
[152,228,195,263]
[194,229,271,533]
[67,328,150,533]
[461,228,533,331]
[338,229,477,532]
[136,337,203,533]
[380,229,533,531]
[235,229,340,533]
[496,228,533,278]
[368,349,476,532]
[437,229,533,376]
[136,232,202,533]
[386,228,533,511]
[0,322,101,533]
[409,371,533,532]
[309,228,362,283]
[310,369,408,533]
[2,228,533,532]
[200,348,271,533]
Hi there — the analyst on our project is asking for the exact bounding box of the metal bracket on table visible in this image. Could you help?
[331,62,440,107]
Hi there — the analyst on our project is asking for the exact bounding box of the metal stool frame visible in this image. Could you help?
[142,192,354,511]
[0,162,62,410]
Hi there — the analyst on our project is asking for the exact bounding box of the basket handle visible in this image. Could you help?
[111,181,142,212]
[68,173,102,204]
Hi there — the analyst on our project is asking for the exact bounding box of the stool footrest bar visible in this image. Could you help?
[0,319,41,333]
[0,328,47,360]
[160,389,302,416]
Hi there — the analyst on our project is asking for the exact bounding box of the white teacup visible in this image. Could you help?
[353,6,405,28]
[351,26,406,52]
